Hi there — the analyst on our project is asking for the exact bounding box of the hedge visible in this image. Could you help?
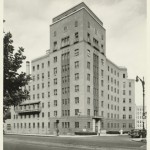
[74,132,97,135]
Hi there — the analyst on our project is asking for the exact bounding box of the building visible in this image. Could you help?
[135,105,147,130]
[8,2,135,135]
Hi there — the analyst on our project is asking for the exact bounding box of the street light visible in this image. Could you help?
[135,76,145,133]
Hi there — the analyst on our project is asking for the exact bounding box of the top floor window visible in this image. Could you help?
[37,65,39,70]
[123,74,125,78]
[74,49,79,56]
[54,31,56,37]
[74,32,79,43]
[88,22,90,28]
[75,21,78,27]
[32,66,35,71]
[87,33,91,44]
[53,41,57,51]
[87,62,90,69]
[54,56,57,63]
[129,82,131,87]
[42,63,44,68]
[64,26,68,32]
[61,36,70,48]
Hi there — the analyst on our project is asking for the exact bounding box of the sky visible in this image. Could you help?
[4,0,147,106]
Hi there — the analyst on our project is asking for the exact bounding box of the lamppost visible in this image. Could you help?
[136,76,145,132]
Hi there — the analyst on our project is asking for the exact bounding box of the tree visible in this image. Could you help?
[3,32,31,114]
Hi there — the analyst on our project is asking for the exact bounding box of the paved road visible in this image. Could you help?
[3,134,146,150]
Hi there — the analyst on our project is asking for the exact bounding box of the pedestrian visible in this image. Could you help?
[98,129,101,136]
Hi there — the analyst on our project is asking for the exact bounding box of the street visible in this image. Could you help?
[3,134,146,150]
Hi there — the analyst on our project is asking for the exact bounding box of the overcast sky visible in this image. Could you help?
[4,0,147,106]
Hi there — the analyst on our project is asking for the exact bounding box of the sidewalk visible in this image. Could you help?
[131,138,147,143]
[5,132,120,138]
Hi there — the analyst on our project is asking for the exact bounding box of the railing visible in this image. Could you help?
[15,107,42,114]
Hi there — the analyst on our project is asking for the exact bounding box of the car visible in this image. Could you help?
[129,129,146,138]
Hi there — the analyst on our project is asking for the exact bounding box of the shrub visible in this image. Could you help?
[106,131,120,134]
[74,131,97,135]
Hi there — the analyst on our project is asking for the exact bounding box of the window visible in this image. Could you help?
[87,33,91,44]
[129,99,131,103]
[75,21,78,27]
[87,86,90,92]
[42,73,44,79]
[129,82,131,87]
[48,82,50,87]
[87,122,90,128]
[48,71,50,78]
[64,26,68,32]
[42,93,44,98]
[33,94,35,100]
[123,82,126,88]
[129,115,132,119]
[42,112,44,118]
[75,122,79,128]
[54,31,56,37]
[54,89,57,95]
[54,111,57,116]
[123,74,125,78]
[101,70,104,77]
[48,102,50,108]
[32,76,35,81]
[75,85,79,92]
[75,97,79,104]
[42,63,44,68]
[74,49,79,56]
[123,115,126,119]
[87,109,90,116]
[37,84,39,90]
[75,73,79,80]
[101,91,104,97]
[75,109,79,115]
[129,90,131,95]
[54,56,57,63]
[129,107,131,111]
[87,49,90,57]
[33,85,35,90]
[101,80,104,86]
[87,97,90,104]
[37,65,39,70]
[42,83,44,88]
[54,100,57,106]
[123,107,126,111]
[123,123,126,128]
[54,67,57,75]
[37,74,39,80]
[37,94,40,99]
[75,61,79,68]
[74,32,79,43]
[48,122,50,128]
[87,62,90,69]
[101,101,104,107]
[123,90,126,95]
[87,74,90,81]
[53,41,57,51]
[42,122,44,128]
[54,78,57,85]
[93,38,99,48]
[61,36,70,48]
[123,98,126,103]
[88,22,90,28]
[48,92,50,98]
[32,66,35,71]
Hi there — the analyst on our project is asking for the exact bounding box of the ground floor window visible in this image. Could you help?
[75,122,79,128]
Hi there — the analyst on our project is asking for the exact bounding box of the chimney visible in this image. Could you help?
[26,61,30,75]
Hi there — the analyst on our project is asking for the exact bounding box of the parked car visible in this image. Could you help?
[129,129,146,138]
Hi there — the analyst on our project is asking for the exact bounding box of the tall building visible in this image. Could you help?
[135,106,147,130]
[8,2,135,135]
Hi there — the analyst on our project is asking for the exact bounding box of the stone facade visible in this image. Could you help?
[7,2,135,135]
